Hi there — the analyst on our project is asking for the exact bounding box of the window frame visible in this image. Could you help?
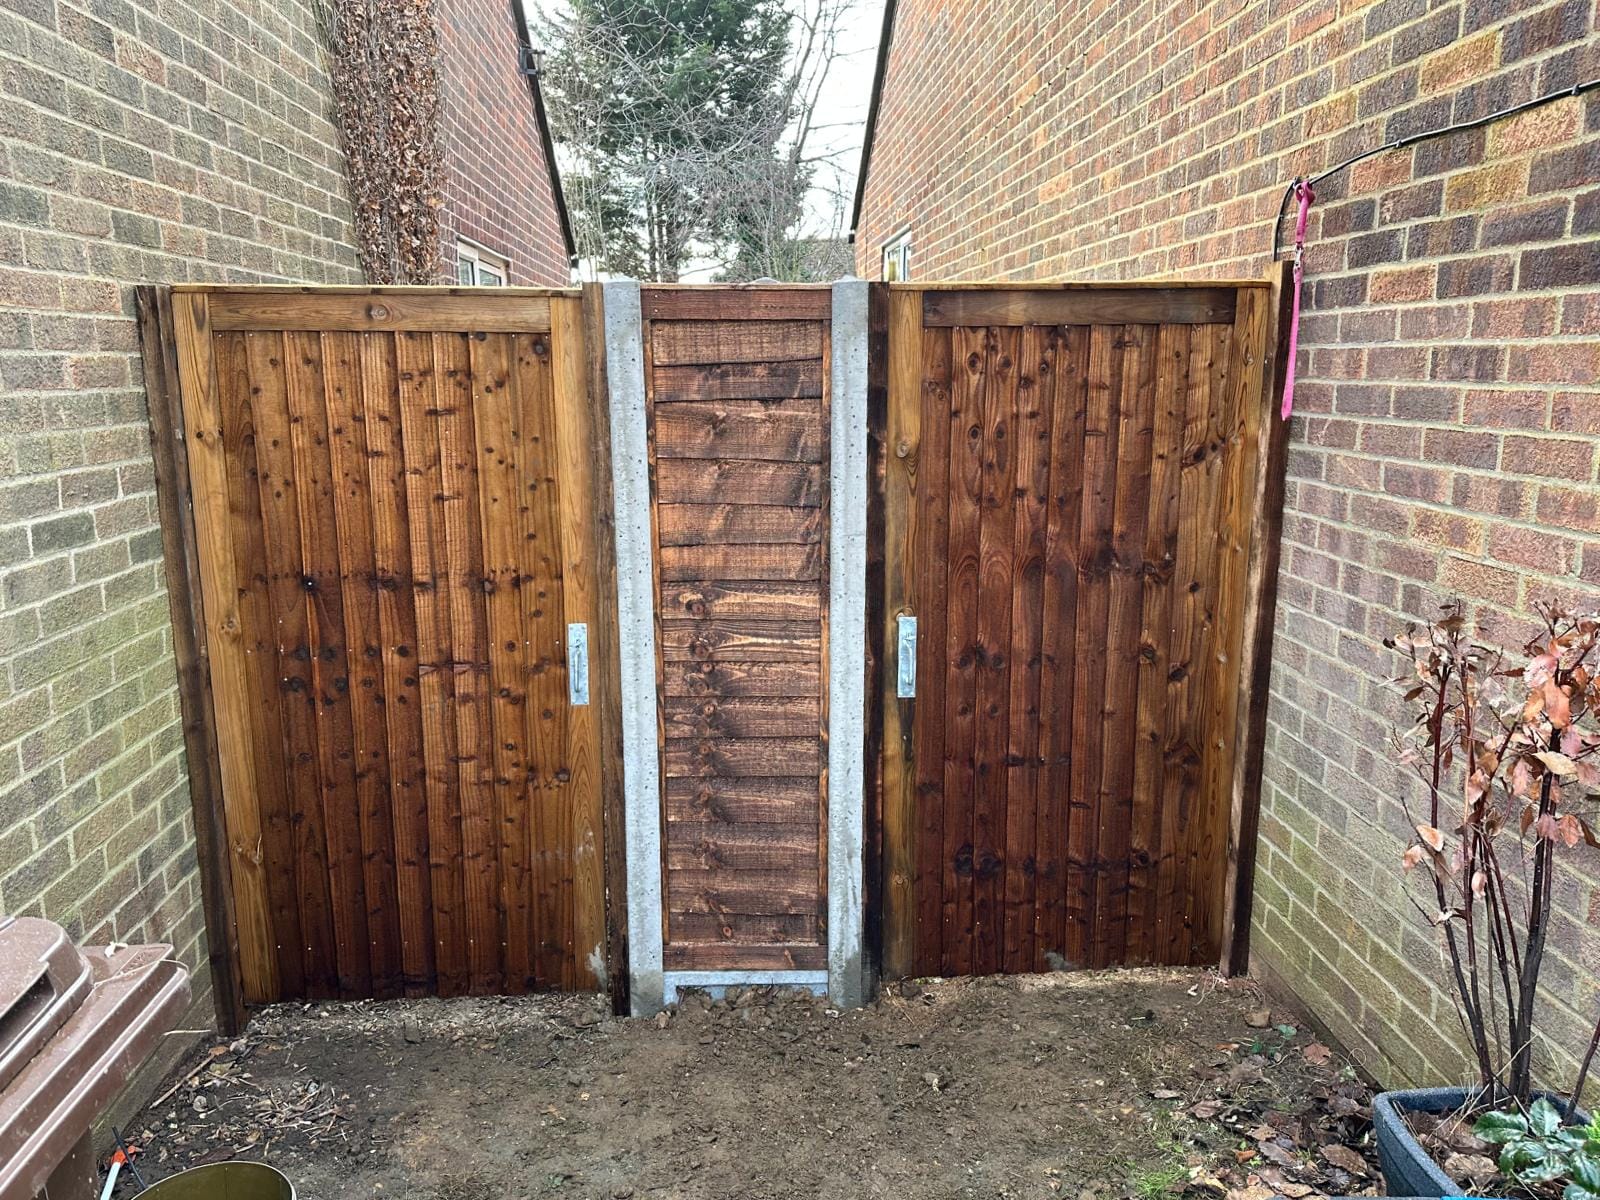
[881,229,912,282]
[457,239,511,287]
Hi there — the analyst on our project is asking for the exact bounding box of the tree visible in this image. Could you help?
[536,0,854,281]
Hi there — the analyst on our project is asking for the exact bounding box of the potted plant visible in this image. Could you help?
[1372,601,1600,1197]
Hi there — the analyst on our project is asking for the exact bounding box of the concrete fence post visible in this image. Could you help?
[827,277,870,1009]
[602,279,665,1016]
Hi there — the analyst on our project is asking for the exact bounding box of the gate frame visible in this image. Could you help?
[137,283,629,1028]
[137,285,246,1034]
[870,267,1292,981]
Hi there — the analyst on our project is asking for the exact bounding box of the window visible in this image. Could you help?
[881,230,912,281]
[457,240,509,286]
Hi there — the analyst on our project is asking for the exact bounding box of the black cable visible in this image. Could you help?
[112,1127,148,1192]
[1272,76,1600,260]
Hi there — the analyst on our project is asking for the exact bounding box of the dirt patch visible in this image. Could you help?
[123,969,1380,1199]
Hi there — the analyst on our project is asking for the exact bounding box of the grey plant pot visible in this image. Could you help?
[1373,1087,1486,1197]
[1373,1086,1587,1199]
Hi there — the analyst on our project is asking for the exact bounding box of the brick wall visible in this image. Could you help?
[0,0,361,1027]
[436,0,569,285]
[856,0,1600,1088]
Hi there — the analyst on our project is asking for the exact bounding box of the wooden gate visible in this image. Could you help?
[147,287,611,1006]
[877,281,1286,980]
[639,286,833,975]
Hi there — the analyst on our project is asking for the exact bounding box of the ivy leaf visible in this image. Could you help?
[1502,1138,1549,1178]
[1531,1097,1565,1137]
[1567,1151,1600,1197]
[1476,1109,1529,1143]
[1518,1155,1569,1185]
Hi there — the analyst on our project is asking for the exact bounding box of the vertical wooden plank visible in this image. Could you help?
[911,325,952,975]
[640,311,670,974]
[140,287,246,1030]
[550,296,608,990]
[1223,272,1293,976]
[1065,324,1122,967]
[360,331,437,994]
[158,290,261,1016]
[283,330,373,998]
[580,282,629,1013]
[435,331,502,994]
[1092,326,1156,968]
[940,325,985,977]
[816,323,832,942]
[246,329,339,998]
[971,326,1017,976]
[1003,324,1053,974]
[512,330,573,988]
[324,331,404,998]
[1169,323,1234,964]
[880,289,922,978]
[1034,325,1090,970]
[396,330,469,997]
[213,330,304,1001]
[863,280,890,993]
[1201,286,1270,964]
[1154,325,1219,963]
[1126,324,1188,962]
[469,331,535,990]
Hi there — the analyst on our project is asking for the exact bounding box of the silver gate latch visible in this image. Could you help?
[896,614,917,699]
[567,623,589,706]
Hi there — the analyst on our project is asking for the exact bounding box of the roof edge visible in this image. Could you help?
[847,0,899,245]
[507,0,578,266]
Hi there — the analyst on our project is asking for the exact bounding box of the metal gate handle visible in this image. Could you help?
[896,614,917,699]
[567,623,589,706]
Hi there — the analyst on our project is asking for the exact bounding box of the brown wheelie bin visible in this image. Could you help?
[0,914,190,1200]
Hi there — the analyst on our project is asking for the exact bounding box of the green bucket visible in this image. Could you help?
[138,1162,295,1200]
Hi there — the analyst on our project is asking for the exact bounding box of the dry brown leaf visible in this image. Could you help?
[1318,1143,1366,1174]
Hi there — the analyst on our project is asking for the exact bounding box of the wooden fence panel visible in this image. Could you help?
[642,286,833,973]
[879,283,1282,978]
[164,288,609,1005]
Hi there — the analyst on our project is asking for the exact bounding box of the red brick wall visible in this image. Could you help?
[857,0,1600,1088]
[435,0,569,285]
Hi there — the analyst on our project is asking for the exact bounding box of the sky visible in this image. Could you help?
[802,0,885,237]
[528,0,886,277]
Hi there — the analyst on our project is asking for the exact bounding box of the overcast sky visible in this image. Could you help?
[806,1,884,235]
[528,0,885,276]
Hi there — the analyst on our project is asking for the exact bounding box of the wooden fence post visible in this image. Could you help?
[1221,262,1295,976]
[135,285,247,1035]
[581,283,631,1016]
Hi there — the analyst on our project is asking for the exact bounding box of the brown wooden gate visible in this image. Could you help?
[640,286,833,973]
[878,281,1285,980]
[153,287,611,1005]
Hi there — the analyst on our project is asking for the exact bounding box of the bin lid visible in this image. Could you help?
[0,924,189,1200]
[0,916,92,1095]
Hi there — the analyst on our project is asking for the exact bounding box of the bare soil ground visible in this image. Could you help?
[123,969,1381,1200]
